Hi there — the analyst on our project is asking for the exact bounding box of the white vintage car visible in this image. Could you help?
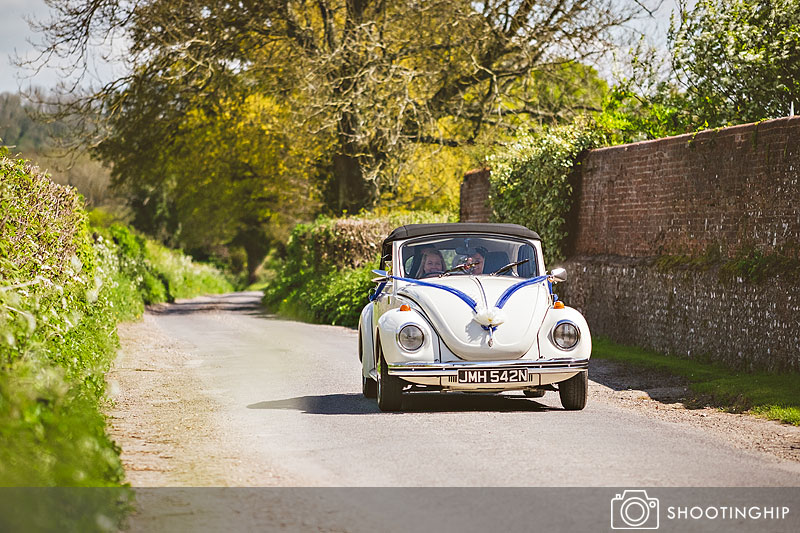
[358,223,591,412]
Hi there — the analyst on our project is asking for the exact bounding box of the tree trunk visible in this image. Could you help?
[331,111,375,213]
[332,152,372,213]
[233,223,271,285]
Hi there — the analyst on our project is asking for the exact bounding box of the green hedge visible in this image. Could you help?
[1,156,130,493]
[98,223,233,304]
[1,152,231,528]
[143,239,233,300]
[263,211,451,327]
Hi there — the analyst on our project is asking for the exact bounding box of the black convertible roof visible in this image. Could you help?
[383,223,540,249]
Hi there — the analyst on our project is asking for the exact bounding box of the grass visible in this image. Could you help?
[592,337,800,425]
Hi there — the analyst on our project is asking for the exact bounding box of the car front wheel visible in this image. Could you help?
[559,371,588,410]
[376,342,402,412]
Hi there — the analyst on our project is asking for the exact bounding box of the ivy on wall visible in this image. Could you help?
[487,119,605,264]
[656,244,800,285]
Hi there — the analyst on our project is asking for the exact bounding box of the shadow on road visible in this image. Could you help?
[147,292,325,325]
[247,394,377,415]
[148,292,265,316]
[588,358,693,406]
[247,393,558,415]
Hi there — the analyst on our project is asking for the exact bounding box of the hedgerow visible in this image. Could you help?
[1,156,129,494]
[1,152,231,529]
[143,239,233,300]
[263,211,451,327]
[487,119,606,264]
[96,223,234,304]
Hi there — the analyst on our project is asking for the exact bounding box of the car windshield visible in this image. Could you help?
[399,235,538,279]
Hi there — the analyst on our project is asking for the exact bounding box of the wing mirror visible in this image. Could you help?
[371,269,389,283]
[549,267,567,283]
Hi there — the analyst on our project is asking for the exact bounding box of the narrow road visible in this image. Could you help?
[108,292,800,488]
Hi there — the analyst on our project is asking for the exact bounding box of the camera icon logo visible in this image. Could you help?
[611,490,660,529]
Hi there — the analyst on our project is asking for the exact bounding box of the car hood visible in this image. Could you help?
[396,276,549,361]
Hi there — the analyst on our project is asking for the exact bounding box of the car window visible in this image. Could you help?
[399,235,539,279]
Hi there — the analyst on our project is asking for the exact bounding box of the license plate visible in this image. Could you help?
[457,368,528,384]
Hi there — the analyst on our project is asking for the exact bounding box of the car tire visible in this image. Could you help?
[362,374,377,398]
[376,342,402,412]
[523,389,546,398]
[559,371,588,410]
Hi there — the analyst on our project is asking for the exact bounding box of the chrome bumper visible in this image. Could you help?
[387,358,589,377]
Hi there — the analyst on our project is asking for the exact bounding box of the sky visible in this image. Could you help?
[1,0,59,93]
[0,0,682,95]
[0,0,128,94]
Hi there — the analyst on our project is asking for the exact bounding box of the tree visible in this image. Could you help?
[25,0,651,214]
[375,60,610,213]
[670,0,800,126]
[96,81,324,281]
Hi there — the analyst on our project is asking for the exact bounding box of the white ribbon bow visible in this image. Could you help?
[473,305,507,327]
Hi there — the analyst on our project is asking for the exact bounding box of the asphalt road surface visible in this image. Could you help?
[111,291,800,488]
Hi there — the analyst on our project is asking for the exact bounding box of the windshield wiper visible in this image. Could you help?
[490,258,529,276]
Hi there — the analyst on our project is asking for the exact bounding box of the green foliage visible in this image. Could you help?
[487,120,606,264]
[0,488,132,533]
[0,157,93,283]
[1,151,231,521]
[592,0,800,142]
[718,246,800,284]
[596,84,691,144]
[308,266,376,326]
[593,337,800,425]
[92,223,234,305]
[32,0,648,222]
[97,85,324,282]
[1,94,122,214]
[1,156,128,494]
[0,93,55,152]
[670,0,800,126]
[267,263,377,328]
[263,211,450,327]
[105,224,168,304]
[143,240,234,300]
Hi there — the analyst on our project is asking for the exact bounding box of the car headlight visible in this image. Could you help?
[552,321,579,350]
[397,324,424,351]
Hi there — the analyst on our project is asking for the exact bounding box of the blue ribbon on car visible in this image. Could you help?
[375,275,479,310]
[372,274,552,313]
[494,275,550,308]
[369,282,387,302]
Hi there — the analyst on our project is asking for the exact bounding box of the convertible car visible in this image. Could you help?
[358,223,591,411]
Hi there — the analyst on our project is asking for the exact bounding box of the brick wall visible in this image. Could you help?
[460,117,800,370]
[459,168,491,223]
[569,117,800,258]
